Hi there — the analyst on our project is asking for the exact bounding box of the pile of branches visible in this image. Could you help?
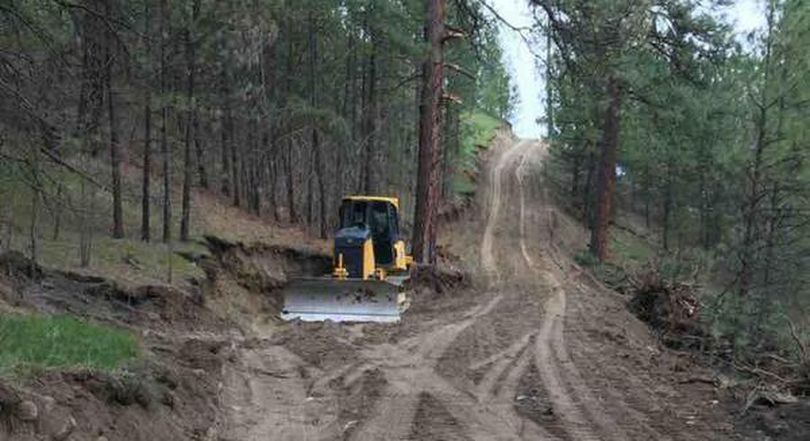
[627,267,704,350]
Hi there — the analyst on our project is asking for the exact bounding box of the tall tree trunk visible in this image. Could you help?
[307,15,328,238]
[219,34,231,197]
[641,163,650,229]
[270,150,280,221]
[29,147,40,277]
[286,138,296,222]
[583,151,595,227]
[180,0,198,242]
[362,34,377,194]
[283,33,296,223]
[194,119,207,188]
[248,120,261,214]
[412,0,445,264]
[545,28,554,139]
[231,124,241,207]
[159,0,171,243]
[142,90,152,241]
[107,55,124,239]
[589,76,622,260]
[314,132,327,238]
[662,163,673,251]
[336,32,355,206]
[220,108,231,196]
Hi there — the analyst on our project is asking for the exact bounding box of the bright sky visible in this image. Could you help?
[490,0,768,139]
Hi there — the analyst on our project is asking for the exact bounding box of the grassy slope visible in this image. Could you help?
[448,112,502,196]
[1,160,326,289]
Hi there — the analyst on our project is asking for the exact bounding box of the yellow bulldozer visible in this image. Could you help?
[281,196,413,322]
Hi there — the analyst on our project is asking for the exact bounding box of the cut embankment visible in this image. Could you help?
[0,249,235,441]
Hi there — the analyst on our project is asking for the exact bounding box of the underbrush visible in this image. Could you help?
[577,231,810,400]
[0,314,140,375]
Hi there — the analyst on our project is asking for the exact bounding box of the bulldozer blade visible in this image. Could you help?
[281,277,408,323]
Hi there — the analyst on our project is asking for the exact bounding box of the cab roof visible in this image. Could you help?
[342,195,399,209]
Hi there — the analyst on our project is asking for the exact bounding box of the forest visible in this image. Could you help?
[0,0,512,268]
[1,0,810,410]
[3,0,810,439]
[540,0,810,364]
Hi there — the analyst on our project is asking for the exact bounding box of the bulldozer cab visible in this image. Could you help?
[338,197,399,266]
[281,195,410,323]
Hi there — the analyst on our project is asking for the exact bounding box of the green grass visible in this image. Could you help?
[0,314,140,374]
[463,112,502,150]
[450,112,503,195]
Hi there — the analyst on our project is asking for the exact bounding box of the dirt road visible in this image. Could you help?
[214,139,744,440]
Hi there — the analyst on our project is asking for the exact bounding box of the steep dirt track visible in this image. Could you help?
[214,139,745,441]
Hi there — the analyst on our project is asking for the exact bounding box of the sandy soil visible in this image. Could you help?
[209,139,749,441]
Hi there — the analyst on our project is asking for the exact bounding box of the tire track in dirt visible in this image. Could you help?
[215,138,726,441]
[480,139,530,284]
[513,141,625,441]
[218,345,338,441]
[513,141,685,441]
[349,139,559,441]
[350,293,516,441]
[563,286,675,440]
[462,139,565,440]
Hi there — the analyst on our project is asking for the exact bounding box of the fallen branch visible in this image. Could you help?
[787,317,808,363]
[734,363,790,384]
